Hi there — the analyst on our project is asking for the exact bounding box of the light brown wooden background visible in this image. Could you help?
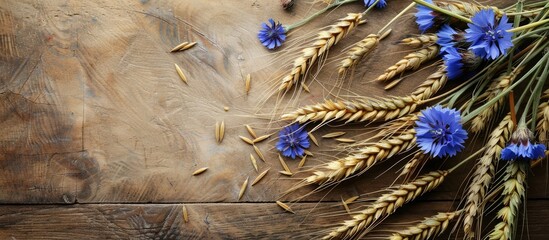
[0,0,547,239]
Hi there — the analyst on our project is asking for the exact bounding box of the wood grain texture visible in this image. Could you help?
[0,200,547,239]
[1,0,534,204]
[1,0,547,238]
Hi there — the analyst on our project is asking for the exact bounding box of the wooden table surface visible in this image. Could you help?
[1,0,547,239]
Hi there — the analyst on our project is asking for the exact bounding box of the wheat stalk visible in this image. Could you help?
[388,210,463,240]
[305,129,416,186]
[398,34,438,48]
[338,34,380,76]
[488,161,527,240]
[470,71,518,133]
[436,1,504,18]
[376,45,439,82]
[463,114,513,239]
[536,89,549,143]
[411,65,448,100]
[281,95,421,124]
[323,170,448,240]
[279,13,362,92]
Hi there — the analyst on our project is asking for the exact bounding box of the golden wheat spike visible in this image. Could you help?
[463,114,513,238]
[536,89,549,143]
[436,1,504,18]
[281,95,421,124]
[305,129,416,186]
[470,70,519,133]
[488,161,527,240]
[338,34,380,76]
[376,45,439,82]
[398,34,438,48]
[279,13,362,92]
[388,210,462,240]
[323,170,449,240]
[411,65,448,100]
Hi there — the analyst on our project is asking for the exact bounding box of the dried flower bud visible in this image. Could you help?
[510,126,535,146]
[461,50,482,71]
[281,0,294,10]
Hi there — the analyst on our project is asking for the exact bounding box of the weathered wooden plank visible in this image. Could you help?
[0,0,534,205]
[0,200,547,239]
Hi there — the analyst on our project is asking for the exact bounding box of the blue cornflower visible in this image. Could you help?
[437,24,464,54]
[258,18,287,50]
[465,9,513,60]
[364,0,387,8]
[415,105,468,158]
[415,0,435,33]
[442,47,464,80]
[442,47,482,80]
[501,127,546,161]
[276,124,310,159]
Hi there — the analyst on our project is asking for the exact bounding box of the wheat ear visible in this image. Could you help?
[400,152,428,179]
[279,13,362,92]
[338,34,380,76]
[388,210,463,240]
[488,161,527,240]
[281,95,422,124]
[398,34,438,48]
[376,45,439,82]
[411,65,448,100]
[470,71,518,133]
[436,1,504,18]
[463,114,513,238]
[323,170,448,240]
[536,89,549,143]
[305,129,416,186]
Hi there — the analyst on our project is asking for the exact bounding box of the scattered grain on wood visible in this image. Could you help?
[302,83,310,93]
[322,132,346,138]
[218,121,225,143]
[250,154,258,172]
[215,122,220,143]
[298,155,307,168]
[245,125,257,139]
[253,145,266,162]
[279,170,294,176]
[238,177,249,201]
[170,41,188,52]
[253,134,272,144]
[192,167,208,176]
[335,138,355,143]
[182,205,189,223]
[344,196,359,204]
[278,154,291,172]
[252,168,270,186]
[304,150,314,156]
[276,201,295,214]
[245,74,251,94]
[341,197,351,215]
[224,106,230,111]
[180,41,197,51]
[239,136,254,145]
[174,63,188,84]
[308,132,319,146]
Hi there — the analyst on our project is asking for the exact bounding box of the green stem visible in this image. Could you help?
[449,147,485,173]
[508,18,549,32]
[413,0,472,23]
[377,2,416,34]
[285,0,358,32]
[362,0,379,15]
[528,59,549,131]
[506,8,542,16]
[462,52,549,123]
